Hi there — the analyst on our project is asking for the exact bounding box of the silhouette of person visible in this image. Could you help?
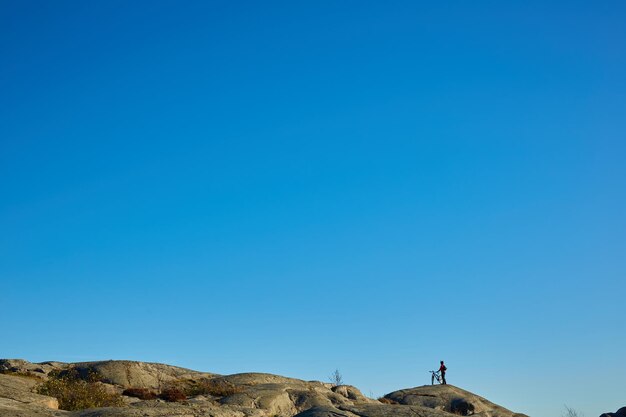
[438,361,447,385]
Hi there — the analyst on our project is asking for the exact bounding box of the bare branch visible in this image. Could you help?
[563,405,584,417]
[329,369,343,386]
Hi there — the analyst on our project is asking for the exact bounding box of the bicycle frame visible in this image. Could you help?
[429,370,442,385]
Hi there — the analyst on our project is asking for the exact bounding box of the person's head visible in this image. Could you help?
[440,361,444,364]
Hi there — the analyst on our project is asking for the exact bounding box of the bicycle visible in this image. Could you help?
[429,370,443,385]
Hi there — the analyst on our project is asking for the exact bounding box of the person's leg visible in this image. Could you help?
[442,372,446,384]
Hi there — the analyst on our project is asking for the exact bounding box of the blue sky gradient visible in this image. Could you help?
[1,2,625,416]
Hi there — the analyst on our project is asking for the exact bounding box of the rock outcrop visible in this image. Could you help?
[0,359,528,417]
[600,407,626,417]
[0,373,64,417]
[71,360,217,389]
[0,360,60,381]
[383,385,523,416]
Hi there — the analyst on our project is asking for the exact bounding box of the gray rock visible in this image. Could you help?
[0,359,59,380]
[292,406,355,417]
[72,360,217,389]
[384,385,527,417]
[0,373,59,409]
[0,358,528,417]
[600,407,626,417]
[331,385,368,402]
[0,398,68,417]
[0,373,65,416]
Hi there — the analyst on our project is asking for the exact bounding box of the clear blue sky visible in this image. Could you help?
[1,2,624,416]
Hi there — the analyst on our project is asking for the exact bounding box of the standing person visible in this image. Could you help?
[438,361,447,385]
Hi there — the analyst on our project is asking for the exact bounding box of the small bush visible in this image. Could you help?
[159,387,187,402]
[122,388,158,400]
[329,369,343,387]
[183,379,243,397]
[563,405,584,417]
[451,398,475,415]
[378,397,398,405]
[35,368,123,411]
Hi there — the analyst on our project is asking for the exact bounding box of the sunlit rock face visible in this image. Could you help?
[0,359,528,417]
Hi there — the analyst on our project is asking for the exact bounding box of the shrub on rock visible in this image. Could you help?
[122,388,158,400]
[183,378,243,397]
[35,368,123,411]
[451,398,475,415]
[159,387,187,402]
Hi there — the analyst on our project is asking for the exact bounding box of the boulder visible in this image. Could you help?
[331,385,368,402]
[600,407,626,417]
[219,373,309,386]
[292,406,354,417]
[72,360,217,388]
[0,373,65,416]
[0,397,68,417]
[384,385,527,417]
[0,373,59,409]
[0,359,60,379]
[294,403,453,417]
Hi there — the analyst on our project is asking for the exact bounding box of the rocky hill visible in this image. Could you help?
[601,408,626,417]
[0,359,528,417]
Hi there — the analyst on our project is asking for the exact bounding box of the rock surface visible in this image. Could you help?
[0,359,528,417]
[600,407,626,417]
[384,385,524,416]
[71,360,217,389]
[0,373,65,416]
[0,360,60,380]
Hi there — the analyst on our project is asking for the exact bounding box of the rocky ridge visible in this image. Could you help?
[601,408,626,417]
[0,359,527,417]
